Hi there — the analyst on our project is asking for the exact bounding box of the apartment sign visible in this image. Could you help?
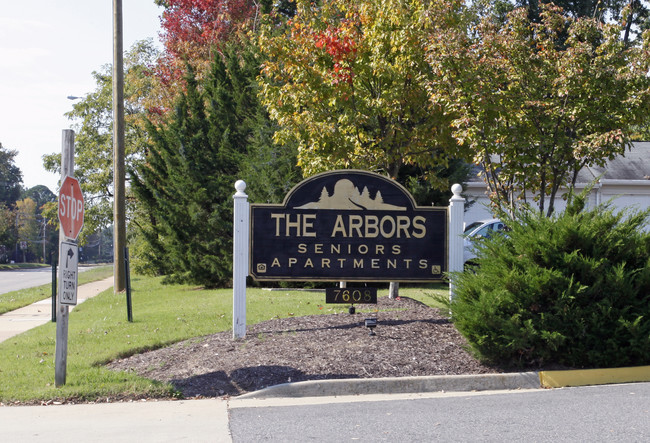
[250,170,447,282]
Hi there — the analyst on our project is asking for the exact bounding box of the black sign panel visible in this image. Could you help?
[325,287,378,304]
[250,170,447,282]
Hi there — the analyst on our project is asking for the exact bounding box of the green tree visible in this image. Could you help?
[258,0,460,188]
[43,39,159,243]
[15,198,38,262]
[0,143,23,207]
[22,185,58,263]
[22,185,55,209]
[0,204,16,263]
[513,0,650,45]
[428,3,650,216]
[131,43,289,286]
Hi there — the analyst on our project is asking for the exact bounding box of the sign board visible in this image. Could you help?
[325,287,377,304]
[250,170,447,282]
[58,241,79,306]
[58,176,84,240]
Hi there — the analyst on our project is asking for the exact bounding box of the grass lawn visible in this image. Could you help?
[0,276,448,404]
[0,265,114,315]
[0,263,49,271]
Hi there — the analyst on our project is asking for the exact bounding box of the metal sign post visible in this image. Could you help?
[55,130,84,387]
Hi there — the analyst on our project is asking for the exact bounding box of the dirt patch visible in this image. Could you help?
[108,296,505,398]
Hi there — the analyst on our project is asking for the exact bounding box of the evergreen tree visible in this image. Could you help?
[131,43,299,287]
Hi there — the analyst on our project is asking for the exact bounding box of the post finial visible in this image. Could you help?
[235,180,246,192]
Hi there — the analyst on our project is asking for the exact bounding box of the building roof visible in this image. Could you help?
[581,142,650,182]
[468,142,650,185]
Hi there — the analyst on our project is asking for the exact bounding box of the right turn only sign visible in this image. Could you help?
[59,241,79,306]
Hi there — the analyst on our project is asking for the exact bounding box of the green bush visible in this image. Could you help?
[450,195,650,369]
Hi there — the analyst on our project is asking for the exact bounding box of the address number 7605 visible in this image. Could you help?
[325,287,377,304]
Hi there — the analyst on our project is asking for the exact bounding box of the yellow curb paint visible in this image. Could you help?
[539,365,650,388]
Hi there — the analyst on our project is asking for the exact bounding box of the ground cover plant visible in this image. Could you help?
[0,265,113,315]
[449,194,650,369]
[0,276,448,404]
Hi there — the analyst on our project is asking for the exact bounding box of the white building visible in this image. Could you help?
[463,142,650,224]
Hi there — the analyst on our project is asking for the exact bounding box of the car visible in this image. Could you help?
[463,218,506,264]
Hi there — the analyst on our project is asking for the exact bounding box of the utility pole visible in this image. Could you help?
[113,0,126,292]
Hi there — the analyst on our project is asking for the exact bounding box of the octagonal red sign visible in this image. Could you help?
[58,176,84,240]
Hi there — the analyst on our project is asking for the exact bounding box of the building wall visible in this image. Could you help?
[463,180,650,227]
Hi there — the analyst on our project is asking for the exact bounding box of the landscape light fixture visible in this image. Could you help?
[365,317,377,336]
[349,305,356,315]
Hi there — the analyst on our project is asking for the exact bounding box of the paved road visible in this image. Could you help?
[0,268,55,294]
[0,267,92,295]
[229,382,650,442]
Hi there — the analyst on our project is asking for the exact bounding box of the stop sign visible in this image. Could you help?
[58,176,85,240]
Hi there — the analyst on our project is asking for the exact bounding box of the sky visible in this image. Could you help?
[0,1,164,194]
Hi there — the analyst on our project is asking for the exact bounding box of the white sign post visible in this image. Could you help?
[58,241,79,306]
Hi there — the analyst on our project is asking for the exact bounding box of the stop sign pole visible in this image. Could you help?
[55,129,84,387]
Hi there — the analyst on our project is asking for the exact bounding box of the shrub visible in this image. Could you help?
[449,194,650,368]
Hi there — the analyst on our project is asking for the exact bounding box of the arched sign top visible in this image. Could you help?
[281,170,418,212]
[250,169,448,282]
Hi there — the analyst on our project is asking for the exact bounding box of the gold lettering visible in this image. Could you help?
[337,258,347,267]
[375,244,385,254]
[271,258,281,267]
[349,215,363,237]
[322,258,331,268]
[392,245,401,255]
[271,213,284,236]
[304,258,314,268]
[314,243,323,254]
[288,258,297,267]
[285,214,301,236]
[403,259,412,268]
[396,216,411,238]
[419,259,428,269]
[298,243,307,253]
[358,244,368,254]
[353,258,364,268]
[371,259,380,269]
[412,216,426,238]
[365,215,379,238]
[331,215,347,237]
[380,216,396,237]
[303,214,317,237]
[331,244,340,254]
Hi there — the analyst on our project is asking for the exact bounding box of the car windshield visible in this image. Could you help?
[463,222,483,234]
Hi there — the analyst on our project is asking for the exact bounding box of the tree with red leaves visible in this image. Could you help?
[151,0,294,114]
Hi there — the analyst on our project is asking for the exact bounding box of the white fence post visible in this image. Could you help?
[448,183,465,306]
[233,180,249,339]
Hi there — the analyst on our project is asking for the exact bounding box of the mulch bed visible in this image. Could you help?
[108,296,502,398]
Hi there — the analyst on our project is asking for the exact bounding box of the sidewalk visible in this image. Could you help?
[1,398,232,443]
[0,276,114,343]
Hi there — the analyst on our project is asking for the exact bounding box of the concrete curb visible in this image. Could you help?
[539,365,650,388]
[239,365,650,399]
[238,372,542,399]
